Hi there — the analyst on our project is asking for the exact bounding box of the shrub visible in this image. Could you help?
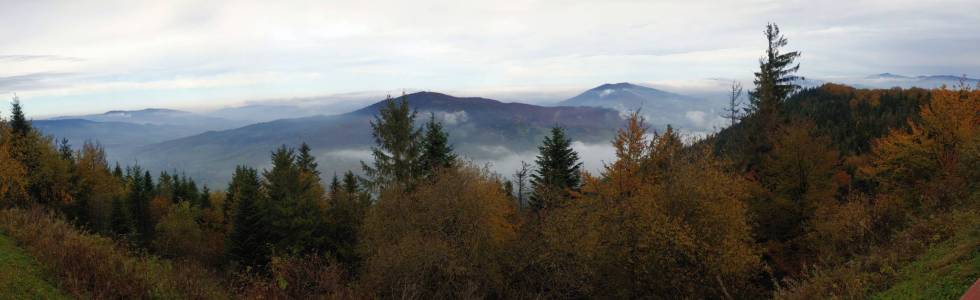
[0,207,229,299]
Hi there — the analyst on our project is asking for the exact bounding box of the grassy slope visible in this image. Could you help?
[872,217,980,300]
[0,233,68,300]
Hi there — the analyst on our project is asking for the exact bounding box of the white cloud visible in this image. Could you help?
[2,0,978,115]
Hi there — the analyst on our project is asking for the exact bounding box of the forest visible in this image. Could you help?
[0,23,977,299]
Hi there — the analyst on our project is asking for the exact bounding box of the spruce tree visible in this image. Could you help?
[329,173,342,201]
[327,170,370,269]
[129,170,155,243]
[419,113,457,177]
[9,97,30,136]
[744,23,801,171]
[362,94,422,191]
[297,142,320,178]
[263,145,327,254]
[529,127,582,211]
[748,23,801,118]
[109,196,131,236]
[227,166,268,268]
[199,185,211,208]
[112,163,124,179]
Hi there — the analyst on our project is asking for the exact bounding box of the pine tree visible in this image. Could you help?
[362,94,422,191]
[9,97,30,136]
[529,127,583,211]
[297,142,320,178]
[419,113,456,177]
[227,166,268,268]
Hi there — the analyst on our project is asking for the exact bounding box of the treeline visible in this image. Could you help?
[0,23,978,299]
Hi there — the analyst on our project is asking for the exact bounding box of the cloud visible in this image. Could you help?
[324,148,373,162]
[473,140,615,180]
[0,55,84,62]
[2,0,978,115]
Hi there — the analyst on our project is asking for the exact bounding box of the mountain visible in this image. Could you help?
[129,92,624,186]
[32,119,205,159]
[860,73,979,88]
[51,108,247,131]
[558,83,724,132]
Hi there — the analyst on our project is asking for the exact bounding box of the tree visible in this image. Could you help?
[262,145,328,255]
[129,169,156,243]
[747,23,801,118]
[9,96,30,136]
[756,120,840,243]
[362,94,422,191]
[358,165,517,298]
[862,86,980,211]
[199,185,211,209]
[227,166,269,268]
[742,23,801,172]
[419,113,457,177]
[326,170,371,270]
[529,127,583,211]
[297,142,320,179]
[512,161,531,209]
[0,123,28,207]
[109,196,131,236]
[721,81,744,127]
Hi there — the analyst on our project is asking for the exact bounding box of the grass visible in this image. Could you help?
[871,218,980,300]
[0,233,68,300]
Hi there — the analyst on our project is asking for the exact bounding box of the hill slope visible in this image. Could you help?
[559,83,723,132]
[0,234,68,299]
[131,92,624,185]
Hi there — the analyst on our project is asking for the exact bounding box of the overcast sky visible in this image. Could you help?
[2,0,978,116]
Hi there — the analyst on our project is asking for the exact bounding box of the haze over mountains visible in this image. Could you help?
[31,74,974,186]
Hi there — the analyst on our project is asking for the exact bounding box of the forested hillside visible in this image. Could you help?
[0,23,977,299]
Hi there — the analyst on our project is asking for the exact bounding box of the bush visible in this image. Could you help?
[0,207,229,299]
[235,254,356,299]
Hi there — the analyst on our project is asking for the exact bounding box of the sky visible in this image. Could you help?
[2,0,978,117]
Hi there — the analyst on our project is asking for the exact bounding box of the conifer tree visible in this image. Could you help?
[227,166,268,267]
[329,173,342,201]
[419,113,456,177]
[9,97,30,136]
[263,145,327,254]
[748,23,801,118]
[112,163,124,179]
[342,171,366,202]
[109,196,131,236]
[199,185,211,208]
[328,170,370,269]
[529,126,583,210]
[129,170,155,243]
[362,94,422,191]
[743,23,801,171]
[297,142,320,178]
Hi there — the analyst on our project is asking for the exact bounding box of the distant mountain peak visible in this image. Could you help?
[593,82,639,90]
[866,73,910,79]
[103,108,187,115]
